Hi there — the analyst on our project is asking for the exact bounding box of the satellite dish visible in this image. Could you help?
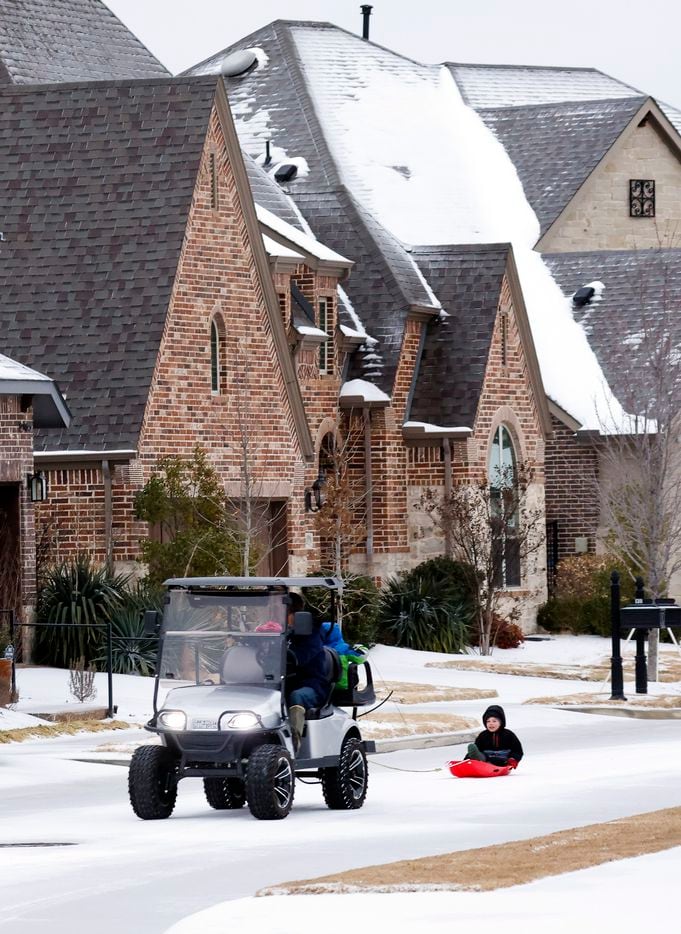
[220,50,258,77]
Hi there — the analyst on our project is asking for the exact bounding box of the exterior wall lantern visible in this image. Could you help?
[27,471,48,503]
[304,472,326,513]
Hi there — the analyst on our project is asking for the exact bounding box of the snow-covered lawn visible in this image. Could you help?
[1,634,680,933]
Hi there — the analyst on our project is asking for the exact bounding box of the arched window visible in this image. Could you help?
[488,425,520,588]
[210,314,226,395]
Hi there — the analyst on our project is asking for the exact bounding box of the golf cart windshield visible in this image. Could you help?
[159,590,288,688]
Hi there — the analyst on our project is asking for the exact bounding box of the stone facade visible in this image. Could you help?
[539,113,681,253]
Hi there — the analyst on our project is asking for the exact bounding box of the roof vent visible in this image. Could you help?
[361,5,373,40]
[220,49,258,77]
[572,286,595,307]
[274,163,298,183]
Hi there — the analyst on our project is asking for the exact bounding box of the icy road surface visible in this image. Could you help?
[1,708,680,934]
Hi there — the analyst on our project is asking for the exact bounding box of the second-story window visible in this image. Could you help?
[210,314,226,394]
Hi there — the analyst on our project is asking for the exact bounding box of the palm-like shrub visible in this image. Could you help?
[377,557,476,654]
[95,605,158,676]
[304,573,381,646]
[34,555,129,668]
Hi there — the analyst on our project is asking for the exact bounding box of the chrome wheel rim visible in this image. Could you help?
[274,758,293,809]
[347,748,366,800]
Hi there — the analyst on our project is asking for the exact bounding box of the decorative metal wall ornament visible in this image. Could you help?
[630,179,655,217]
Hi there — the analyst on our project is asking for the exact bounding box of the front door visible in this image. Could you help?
[0,484,21,614]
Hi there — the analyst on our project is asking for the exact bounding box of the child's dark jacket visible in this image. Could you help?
[475,704,524,767]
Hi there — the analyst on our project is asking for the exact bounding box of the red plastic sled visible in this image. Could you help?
[447,759,513,778]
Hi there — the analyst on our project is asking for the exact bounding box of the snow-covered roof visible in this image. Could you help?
[447,63,642,110]
[0,352,71,429]
[339,379,390,406]
[403,420,472,438]
[262,234,303,260]
[256,203,352,267]
[287,24,624,428]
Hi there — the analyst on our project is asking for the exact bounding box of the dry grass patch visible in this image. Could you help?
[428,654,681,683]
[260,806,681,895]
[0,719,137,744]
[375,681,497,704]
[525,691,681,708]
[360,711,476,740]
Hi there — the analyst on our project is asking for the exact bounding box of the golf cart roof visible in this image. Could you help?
[163,576,343,591]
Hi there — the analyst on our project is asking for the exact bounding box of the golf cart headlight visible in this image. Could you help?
[158,709,187,731]
[221,711,260,731]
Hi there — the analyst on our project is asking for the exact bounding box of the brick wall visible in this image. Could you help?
[405,277,548,628]
[544,414,600,560]
[540,118,681,252]
[0,395,36,623]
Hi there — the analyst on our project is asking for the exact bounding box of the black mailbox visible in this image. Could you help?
[621,603,681,630]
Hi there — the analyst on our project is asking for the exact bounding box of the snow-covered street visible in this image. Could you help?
[1,638,680,933]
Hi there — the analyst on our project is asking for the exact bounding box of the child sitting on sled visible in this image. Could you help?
[320,621,368,690]
[466,704,524,769]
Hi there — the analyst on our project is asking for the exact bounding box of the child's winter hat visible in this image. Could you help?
[482,704,506,728]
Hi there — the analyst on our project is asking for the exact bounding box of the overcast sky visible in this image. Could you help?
[105,0,681,109]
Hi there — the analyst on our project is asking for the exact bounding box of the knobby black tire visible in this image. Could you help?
[246,744,295,820]
[128,745,178,820]
[203,777,246,810]
[321,736,368,810]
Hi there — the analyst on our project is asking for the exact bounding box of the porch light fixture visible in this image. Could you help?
[304,472,326,513]
[27,471,48,503]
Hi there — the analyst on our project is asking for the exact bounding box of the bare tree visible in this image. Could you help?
[594,250,681,678]
[421,463,545,655]
[69,656,97,703]
[311,412,369,580]
[227,350,288,577]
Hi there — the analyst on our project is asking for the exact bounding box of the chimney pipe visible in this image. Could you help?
[264,139,272,166]
[361,5,373,41]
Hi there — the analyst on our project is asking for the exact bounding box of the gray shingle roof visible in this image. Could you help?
[0,77,218,452]
[447,63,641,110]
[408,245,509,428]
[479,96,646,237]
[186,19,439,395]
[0,0,168,85]
[545,249,681,415]
[243,154,304,230]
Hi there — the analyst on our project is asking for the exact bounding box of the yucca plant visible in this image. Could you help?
[377,557,477,654]
[94,605,157,676]
[34,555,129,668]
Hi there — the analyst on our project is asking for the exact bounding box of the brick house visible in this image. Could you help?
[0,77,359,595]
[0,355,70,626]
[186,22,681,610]
[5,4,681,626]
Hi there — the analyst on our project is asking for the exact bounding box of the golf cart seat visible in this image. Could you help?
[303,647,342,721]
[221,644,264,684]
[331,660,376,708]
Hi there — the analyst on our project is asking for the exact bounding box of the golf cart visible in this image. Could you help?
[128,576,375,821]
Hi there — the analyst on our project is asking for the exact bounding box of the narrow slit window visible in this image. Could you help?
[210,152,219,210]
[500,312,508,367]
[210,320,220,393]
[319,298,331,374]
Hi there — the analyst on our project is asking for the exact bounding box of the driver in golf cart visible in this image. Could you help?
[285,592,329,751]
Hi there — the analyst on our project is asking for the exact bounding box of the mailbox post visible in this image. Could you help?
[609,571,626,700]
[620,583,681,694]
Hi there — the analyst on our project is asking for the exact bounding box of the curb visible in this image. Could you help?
[559,705,681,720]
[372,730,477,754]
